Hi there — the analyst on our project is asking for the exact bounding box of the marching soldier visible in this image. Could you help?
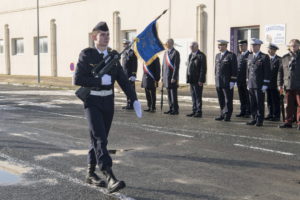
[142,57,161,113]
[278,39,300,131]
[162,39,180,115]
[236,40,251,118]
[265,43,282,121]
[214,40,237,122]
[74,21,142,193]
[246,38,271,127]
[121,39,138,110]
[186,41,207,118]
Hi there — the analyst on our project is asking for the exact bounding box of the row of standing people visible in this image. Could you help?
[121,38,300,131]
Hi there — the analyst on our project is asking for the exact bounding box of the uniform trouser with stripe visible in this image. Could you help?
[216,87,233,118]
[249,88,265,123]
[145,88,156,110]
[266,88,280,119]
[167,87,179,112]
[237,84,250,114]
[85,95,114,171]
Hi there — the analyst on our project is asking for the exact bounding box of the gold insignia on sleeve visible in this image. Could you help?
[89,64,96,67]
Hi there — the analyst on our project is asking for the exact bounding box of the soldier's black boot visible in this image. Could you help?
[86,164,106,187]
[102,167,126,193]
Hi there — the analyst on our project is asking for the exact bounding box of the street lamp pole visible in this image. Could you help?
[37,0,40,83]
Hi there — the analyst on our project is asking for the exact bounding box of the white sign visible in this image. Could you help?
[265,24,286,44]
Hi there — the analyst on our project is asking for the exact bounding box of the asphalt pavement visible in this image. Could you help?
[0,82,299,200]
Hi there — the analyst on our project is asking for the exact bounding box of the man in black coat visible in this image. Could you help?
[74,21,142,193]
[265,43,282,121]
[278,39,300,131]
[214,40,237,121]
[186,42,207,118]
[236,40,251,118]
[162,39,180,115]
[141,57,161,112]
[246,38,271,127]
[121,39,138,110]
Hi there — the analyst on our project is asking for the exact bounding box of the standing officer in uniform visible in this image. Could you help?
[214,40,237,121]
[186,41,207,118]
[246,38,271,127]
[162,39,180,115]
[278,39,300,131]
[121,39,138,110]
[74,21,142,193]
[142,57,161,113]
[236,40,251,118]
[265,43,282,121]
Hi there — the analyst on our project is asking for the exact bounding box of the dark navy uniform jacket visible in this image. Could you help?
[122,49,137,78]
[215,51,237,88]
[74,47,137,105]
[141,57,161,89]
[162,48,180,89]
[186,50,207,84]
[269,55,282,89]
[247,52,271,89]
[237,51,251,86]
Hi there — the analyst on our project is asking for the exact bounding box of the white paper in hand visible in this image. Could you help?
[261,85,268,93]
[101,74,112,85]
[230,82,235,90]
[133,100,142,118]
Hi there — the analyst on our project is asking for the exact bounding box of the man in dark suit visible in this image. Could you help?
[141,57,161,112]
[162,39,180,115]
[214,40,237,121]
[186,41,207,118]
[74,21,142,193]
[265,43,281,121]
[278,39,300,131]
[246,38,271,127]
[121,39,138,110]
[236,40,251,118]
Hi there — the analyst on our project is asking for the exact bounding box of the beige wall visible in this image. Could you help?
[0,0,299,85]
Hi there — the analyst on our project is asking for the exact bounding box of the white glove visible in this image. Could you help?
[129,76,136,82]
[262,85,268,93]
[133,100,142,118]
[101,74,112,85]
[230,82,235,90]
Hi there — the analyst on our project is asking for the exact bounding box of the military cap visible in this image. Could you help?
[250,38,263,45]
[268,43,279,50]
[238,40,248,45]
[122,39,130,44]
[92,21,109,32]
[217,40,229,45]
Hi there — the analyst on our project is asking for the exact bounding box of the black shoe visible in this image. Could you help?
[144,108,151,112]
[193,113,202,118]
[278,123,293,128]
[149,108,156,113]
[236,113,245,117]
[164,110,172,114]
[271,117,280,122]
[186,112,195,117]
[255,122,263,127]
[264,115,272,120]
[86,165,106,187]
[246,120,256,125]
[102,168,126,193]
[223,118,231,122]
[215,116,224,121]
[170,111,179,115]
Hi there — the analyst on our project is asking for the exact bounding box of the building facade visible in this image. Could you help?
[0,0,299,85]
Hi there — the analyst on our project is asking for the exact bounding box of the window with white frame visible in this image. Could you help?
[0,39,3,54]
[12,38,24,55]
[34,36,48,54]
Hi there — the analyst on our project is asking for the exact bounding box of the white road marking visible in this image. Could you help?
[234,144,296,156]
[0,153,136,200]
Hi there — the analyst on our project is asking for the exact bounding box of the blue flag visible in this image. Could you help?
[134,20,165,65]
